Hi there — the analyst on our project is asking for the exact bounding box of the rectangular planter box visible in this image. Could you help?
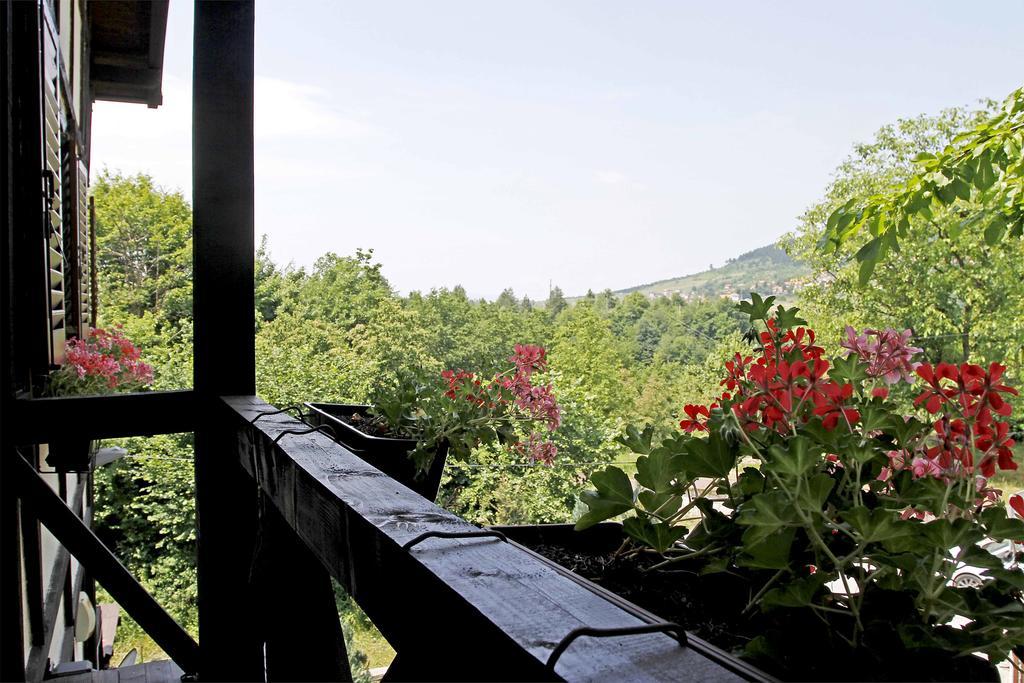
[491,523,773,682]
[304,402,448,501]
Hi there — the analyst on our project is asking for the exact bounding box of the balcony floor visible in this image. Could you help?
[51,660,184,683]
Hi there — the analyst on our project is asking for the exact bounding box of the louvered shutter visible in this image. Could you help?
[41,3,66,365]
[61,141,90,340]
[78,160,91,334]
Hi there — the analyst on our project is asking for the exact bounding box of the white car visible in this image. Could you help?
[951,539,1021,588]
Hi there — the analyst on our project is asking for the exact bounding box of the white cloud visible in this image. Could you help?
[254,76,372,141]
[595,170,645,190]
[90,74,376,200]
[596,170,627,185]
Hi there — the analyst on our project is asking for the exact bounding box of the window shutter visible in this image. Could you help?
[61,141,89,341]
[41,3,66,365]
[78,159,91,335]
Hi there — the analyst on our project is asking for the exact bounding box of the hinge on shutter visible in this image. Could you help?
[41,169,56,204]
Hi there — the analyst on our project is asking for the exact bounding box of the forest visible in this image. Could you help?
[88,97,1024,673]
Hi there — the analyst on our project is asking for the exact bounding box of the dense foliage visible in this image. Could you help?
[822,85,1023,285]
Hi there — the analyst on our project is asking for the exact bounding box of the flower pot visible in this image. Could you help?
[490,523,1000,682]
[304,402,448,502]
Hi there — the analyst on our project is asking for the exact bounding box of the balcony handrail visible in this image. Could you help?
[224,394,764,682]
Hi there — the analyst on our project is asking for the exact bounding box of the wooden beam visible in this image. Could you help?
[10,390,197,444]
[25,476,84,681]
[2,3,39,678]
[192,0,255,400]
[225,396,759,682]
[193,1,259,678]
[257,498,350,682]
[13,454,200,675]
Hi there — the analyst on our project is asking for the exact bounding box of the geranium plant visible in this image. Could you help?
[364,344,561,472]
[578,294,1024,678]
[48,327,154,396]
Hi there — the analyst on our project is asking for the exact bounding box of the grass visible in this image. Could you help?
[351,626,395,670]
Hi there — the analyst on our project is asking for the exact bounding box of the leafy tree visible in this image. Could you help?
[298,249,393,329]
[495,288,518,309]
[545,285,567,319]
[92,171,193,327]
[824,85,1023,282]
[785,104,1024,375]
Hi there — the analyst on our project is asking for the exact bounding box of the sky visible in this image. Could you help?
[90,1,1024,300]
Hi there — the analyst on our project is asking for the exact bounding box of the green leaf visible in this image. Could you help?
[637,490,681,517]
[635,445,686,494]
[855,237,881,264]
[984,214,1008,245]
[623,517,686,553]
[575,466,635,530]
[845,507,915,545]
[736,293,776,322]
[737,467,765,497]
[974,156,996,190]
[617,424,654,455]
[800,473,835,510]
[920,518,974,549]
[829,354,869,385]
[982,507,1024,541]
[772,304,808,329]
[858,257,877,287]
[959,544,1004,570]
[738,490,797,545]
[765,436,815,478]
[762,573,829,609]
[683,431,736,479]
[987,568,1024,590]
[739,527,796,570]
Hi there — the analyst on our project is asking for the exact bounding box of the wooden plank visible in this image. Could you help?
[257,500,350,682]
[226,396,756,682]
[20,487,45,645]
[10,390,197,444]
[192,0,255,399]
[1,4,31,677]
[192,1,260,679]
[24,474,84,681]
[13,454,200,675]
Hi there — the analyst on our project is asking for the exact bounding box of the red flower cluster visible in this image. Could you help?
[60,327,153,391]
[442,345,560,464]
[680,321,858,434]
[913,362,1018,478]
[442,369,481,401]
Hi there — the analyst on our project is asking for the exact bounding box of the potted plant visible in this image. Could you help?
[306,344,562,501]
[504,295,1023,681]
[45,327,154,471]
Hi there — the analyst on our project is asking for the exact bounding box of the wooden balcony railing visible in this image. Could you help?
[218,394,767,682]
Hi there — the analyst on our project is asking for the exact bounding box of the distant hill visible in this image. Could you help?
[591,244,809,303]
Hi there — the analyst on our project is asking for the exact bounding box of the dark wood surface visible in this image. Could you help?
[10,391,197,443]
[192,2,261,679]
[13,455,200,675]
[226,395,755,682]
[24,476,85,682]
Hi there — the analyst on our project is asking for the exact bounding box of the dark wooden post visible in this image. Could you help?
[256,503,351,682]
[192,1,262,679]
